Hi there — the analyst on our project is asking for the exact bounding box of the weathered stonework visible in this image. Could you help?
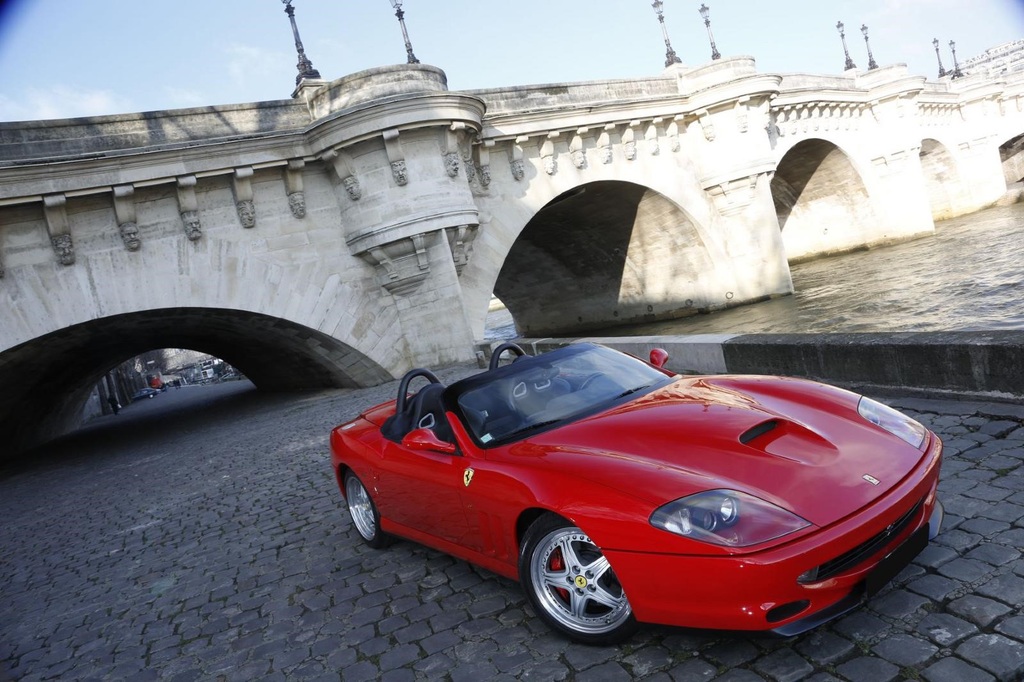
[445,223,478,273]
[570,133,586,169]
[599,129,614,164]
[51,233,75,266]
[177,177,202,240]
[342,176,362,201]
[285,160,306,218]
[444,152,460,177]
[119,222,141,251]
[236,200,256,228]
[390,160,409,186]
[322,149,363,201]
[233,168,256,228]
[180,210,202,241]
[383,130,409,186]
[0,57,1018,429]
[42,194,75,265]
[112,185,141,251]
[622,126,638,160]
[288,193,306,218]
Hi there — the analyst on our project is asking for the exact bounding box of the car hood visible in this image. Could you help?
[509,376,929,527]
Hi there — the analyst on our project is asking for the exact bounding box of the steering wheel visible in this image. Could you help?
[489,342,527,370]
[579,373,604,391]
[395,368,441,415]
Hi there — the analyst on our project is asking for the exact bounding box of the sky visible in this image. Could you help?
[0,0,1022,122]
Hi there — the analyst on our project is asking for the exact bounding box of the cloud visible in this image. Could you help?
[0,85,135,122]
[159,86,207,111]
[226,44,292,90]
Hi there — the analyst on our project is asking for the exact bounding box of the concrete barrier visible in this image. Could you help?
[477,331,1024,402]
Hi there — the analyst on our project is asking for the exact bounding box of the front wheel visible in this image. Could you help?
[519,514,637,645]
[343,471,391,549]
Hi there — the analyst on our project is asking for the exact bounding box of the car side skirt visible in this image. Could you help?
[379,517,520,582]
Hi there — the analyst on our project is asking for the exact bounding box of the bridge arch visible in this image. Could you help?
[0,168,419,382]
[0,308,392,456]
[771,138,878,262]
[1000,132,1024,186]
[919,138,967,221]
[482,179,731,336]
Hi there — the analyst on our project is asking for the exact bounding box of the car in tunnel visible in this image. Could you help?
[329,342,944,644]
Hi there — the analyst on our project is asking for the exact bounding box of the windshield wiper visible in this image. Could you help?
[501,419,563,439]
[615,383,653,399]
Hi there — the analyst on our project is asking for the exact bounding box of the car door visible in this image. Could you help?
[375,437,472,546]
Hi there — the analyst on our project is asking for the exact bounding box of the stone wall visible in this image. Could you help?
[499,332,1024,401]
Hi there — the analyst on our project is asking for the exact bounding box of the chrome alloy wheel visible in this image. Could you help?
[345,474,377,542]
[529,527,632,636]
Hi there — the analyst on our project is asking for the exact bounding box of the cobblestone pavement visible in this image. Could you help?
[3,371,1024,682]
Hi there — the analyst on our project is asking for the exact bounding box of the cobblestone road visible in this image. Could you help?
[3,371,1024,681]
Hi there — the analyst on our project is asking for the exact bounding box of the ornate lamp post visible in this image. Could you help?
[281,0,321,86]
[836,21,856,71]
[860,24,878,70]
[651,1,682,67]
[388,0,420,64]
[949,40,964,78]
[698,4,721,61]
[932,38,947,77]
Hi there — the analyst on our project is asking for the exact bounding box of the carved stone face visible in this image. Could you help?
[444,153,460,178]
[237,200,256,228]
[52,234,75,265]
[342,176,362,201]
[510,159,525,181]
[181,211,202,241]
[120,221,141,251]
[288,192,306,218]
[390,160,409,186]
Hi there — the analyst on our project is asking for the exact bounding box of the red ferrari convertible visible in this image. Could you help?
[330,342,943,644]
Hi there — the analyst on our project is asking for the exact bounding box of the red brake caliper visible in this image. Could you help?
[550,547,570,602]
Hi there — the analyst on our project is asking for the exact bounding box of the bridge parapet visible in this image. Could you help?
[0,58,1021,398]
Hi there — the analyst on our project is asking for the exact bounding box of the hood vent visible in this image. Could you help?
[739,419,779,445]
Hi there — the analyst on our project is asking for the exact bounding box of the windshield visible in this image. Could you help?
[447,344,672,447]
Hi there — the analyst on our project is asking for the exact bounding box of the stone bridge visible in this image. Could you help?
[1,58,1022,453]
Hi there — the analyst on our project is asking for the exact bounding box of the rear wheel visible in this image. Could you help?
[519,514,637,644]
[344,471,391,548]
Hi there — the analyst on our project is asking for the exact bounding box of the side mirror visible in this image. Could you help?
[649,348,669,368]
[401,427,457,455]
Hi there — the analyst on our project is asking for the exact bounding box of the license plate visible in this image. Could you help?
[866,524,929,597]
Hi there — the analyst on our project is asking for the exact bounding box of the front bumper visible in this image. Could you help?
[771,499,942,636]
[605,447,943,633]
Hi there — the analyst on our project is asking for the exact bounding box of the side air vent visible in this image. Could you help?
[740,419,779,445]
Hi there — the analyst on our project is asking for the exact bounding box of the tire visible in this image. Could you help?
[519,514,637,645]
[343,471,391,549]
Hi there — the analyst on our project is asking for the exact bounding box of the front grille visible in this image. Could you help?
[801,498,923,583]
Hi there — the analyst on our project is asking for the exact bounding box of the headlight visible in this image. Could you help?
[857,397,927,449]
[650,489,810,547]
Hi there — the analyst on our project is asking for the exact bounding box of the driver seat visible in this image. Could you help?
[382,383,452,444]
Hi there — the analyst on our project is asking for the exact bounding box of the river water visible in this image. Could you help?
[486,202,1024,338]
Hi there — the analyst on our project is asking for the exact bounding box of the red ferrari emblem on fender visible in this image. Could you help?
[863,474,880,485]
[463,468,474,487]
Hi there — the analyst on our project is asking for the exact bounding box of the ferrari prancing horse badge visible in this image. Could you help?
[463,468,475,487]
